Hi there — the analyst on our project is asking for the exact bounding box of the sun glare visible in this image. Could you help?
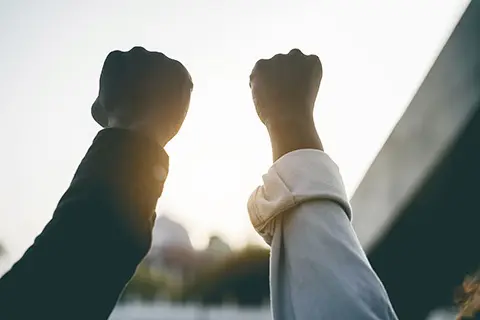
[0,0,469,262]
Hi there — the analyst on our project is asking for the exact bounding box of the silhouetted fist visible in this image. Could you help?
[92,46,193,146]
[249,49,322,125]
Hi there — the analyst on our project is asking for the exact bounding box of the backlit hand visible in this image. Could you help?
[249,48,322,126]
[249,49,324,160]
[92,46,193,146]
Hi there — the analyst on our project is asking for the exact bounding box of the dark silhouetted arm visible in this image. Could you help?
[0,128,168,319]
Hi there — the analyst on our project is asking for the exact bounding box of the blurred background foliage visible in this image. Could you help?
[120,245,270,307]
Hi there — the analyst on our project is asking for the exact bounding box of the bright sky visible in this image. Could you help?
[0,0,469,270]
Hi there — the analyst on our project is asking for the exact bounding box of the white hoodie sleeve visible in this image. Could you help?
[248,149,398,320]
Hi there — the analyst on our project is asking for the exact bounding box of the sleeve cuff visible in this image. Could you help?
[247,149,351,245]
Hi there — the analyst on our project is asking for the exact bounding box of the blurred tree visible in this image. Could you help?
[119,263,170,303]
[182,246,270,306]
[118,245,270,306]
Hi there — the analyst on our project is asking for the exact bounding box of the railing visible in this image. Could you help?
[110,303,271,320]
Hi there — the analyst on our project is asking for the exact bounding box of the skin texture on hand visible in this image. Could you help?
[93,46,193,147]
[250,49,324,161]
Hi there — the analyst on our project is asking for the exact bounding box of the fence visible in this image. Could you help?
[110,303,271,320]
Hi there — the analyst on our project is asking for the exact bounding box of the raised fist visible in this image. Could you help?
[249,49,322,126]
[92,46,193,146]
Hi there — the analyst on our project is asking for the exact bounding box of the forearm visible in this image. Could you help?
[266,116,323,161]
[0,128,168,319]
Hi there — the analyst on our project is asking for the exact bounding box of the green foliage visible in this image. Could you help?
[119,263,170,302]
[118,246,270,306]
[181,246,270,306]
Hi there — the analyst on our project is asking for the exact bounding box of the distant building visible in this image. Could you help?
[204,235,231,260]
[143,215,236,300]
[151,215,194,251]
[144,215,196,285]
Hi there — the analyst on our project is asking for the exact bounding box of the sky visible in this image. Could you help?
[0,0,469,271]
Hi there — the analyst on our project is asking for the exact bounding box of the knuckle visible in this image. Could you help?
[308,54,320,63]
[307,54,322,70]
[288,48,304,56]
[127,46,152,62]
[170,59,187,77]
[107,49,123,57]
[130,46,147,53]
[172,58,185,69]
[152,51,167,60]
[254,58,267,68]
[105,50,124,63]
[251,58,268,76]
[271,53,284,60]
[103,50,125,73]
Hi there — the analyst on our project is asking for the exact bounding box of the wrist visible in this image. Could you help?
[125,124,168,148]
[265,114,315,132]
[107,118,168,148]
[265,116,323,161]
